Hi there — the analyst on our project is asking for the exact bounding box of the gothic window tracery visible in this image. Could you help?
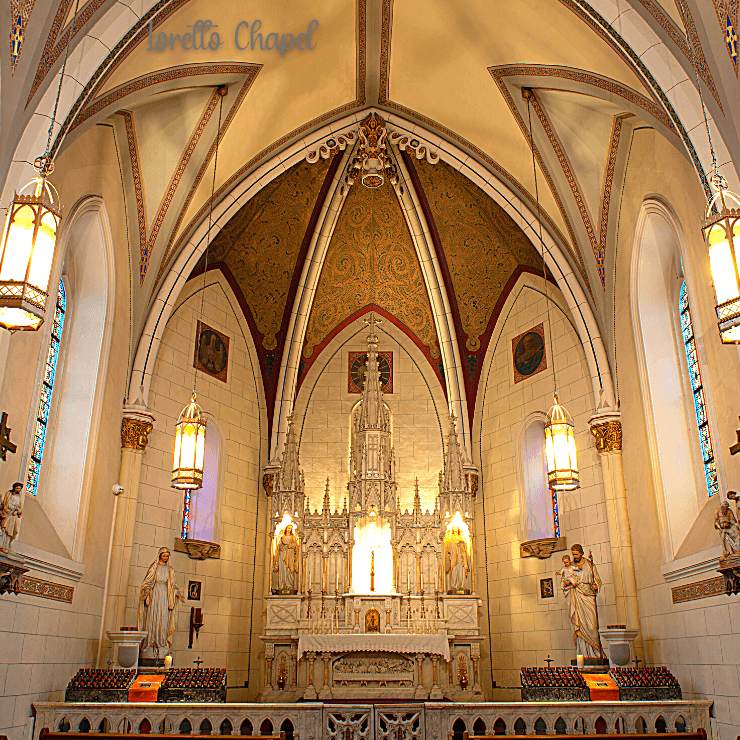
[27,280,66,497]
[679,281,719,497]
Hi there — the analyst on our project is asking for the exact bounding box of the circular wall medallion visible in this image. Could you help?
[513,330,545,378]
[350,352,391,391]
[197,329,228,376]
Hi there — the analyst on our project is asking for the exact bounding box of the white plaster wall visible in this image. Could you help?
[474,273,614,697]
[126,275,268,693]
[295,316,447,515]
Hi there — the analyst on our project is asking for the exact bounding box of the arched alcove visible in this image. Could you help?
[22,196,115,559]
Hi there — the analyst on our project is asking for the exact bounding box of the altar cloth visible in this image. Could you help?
[297,633,450,661]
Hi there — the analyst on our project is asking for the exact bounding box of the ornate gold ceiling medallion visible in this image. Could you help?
[348,113,397,189]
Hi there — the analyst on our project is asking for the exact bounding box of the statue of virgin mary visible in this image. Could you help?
[137,547,185,652]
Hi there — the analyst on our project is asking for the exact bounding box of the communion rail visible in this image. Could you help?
[32,701,714,740]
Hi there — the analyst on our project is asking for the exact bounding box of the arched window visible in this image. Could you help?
[678,282,719,498]
[517,413,559,541]
[23,198,115,559]
[632,201,720,558]
[26,280,66,497]
[182,418,221,541]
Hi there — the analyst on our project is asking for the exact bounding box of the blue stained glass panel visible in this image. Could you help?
[26,281,66,497]
[679,281,718,497]
[181,491,191,539]
[551,491,560,538]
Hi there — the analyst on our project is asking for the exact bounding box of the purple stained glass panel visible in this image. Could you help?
[26,281,66,497]
[679,281,718,498]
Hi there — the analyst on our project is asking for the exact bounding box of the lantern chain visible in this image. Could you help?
[193,87,226,396]
[37,0,82,177]
[524,90,557,399]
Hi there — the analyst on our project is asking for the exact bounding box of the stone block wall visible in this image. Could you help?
[474,273,614,697]
[128,275,267,694]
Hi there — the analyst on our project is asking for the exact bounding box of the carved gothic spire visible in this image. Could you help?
[359,313,386,431]
[443,414,467,493]
[277,414,302,493]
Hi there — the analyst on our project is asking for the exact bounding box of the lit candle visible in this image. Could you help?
[336,572,339,592]
[407,572,410,592]
[164,655,172,670]
[577,654,585,669]
[308,570,311,589]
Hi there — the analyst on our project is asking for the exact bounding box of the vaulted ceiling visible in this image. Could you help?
[4,0,740,444]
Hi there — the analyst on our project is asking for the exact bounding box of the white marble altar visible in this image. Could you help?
[260,317,482,701]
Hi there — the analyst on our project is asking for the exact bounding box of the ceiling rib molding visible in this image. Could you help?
[269,146,356,459]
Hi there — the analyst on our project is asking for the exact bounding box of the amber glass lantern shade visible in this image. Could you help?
[0,176,61,330]
[544,396,579,491]
[702,173,740,343]
[172,392,207,490]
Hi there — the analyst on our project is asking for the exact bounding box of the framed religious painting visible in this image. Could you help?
[194,321,230,383]
[348,351,393,393]
[512,323,547,384]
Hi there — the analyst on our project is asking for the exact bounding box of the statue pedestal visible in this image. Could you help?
[599,627,639,667]
[106,630,147,670]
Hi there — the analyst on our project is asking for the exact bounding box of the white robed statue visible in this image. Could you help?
[445,527,470,593]
[137,547,184,652]
[274,524,299,593]
[0,483,23,552]
[562,544,605,659]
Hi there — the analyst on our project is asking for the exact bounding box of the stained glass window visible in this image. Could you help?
[26,281,66,496]
[552,491,560,538]
[679,281,719,497]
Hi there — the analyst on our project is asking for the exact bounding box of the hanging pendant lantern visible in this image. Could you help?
[172,391,207,489]
[544,396,579,491]
[702,171,740,343]
[0,167,61,331]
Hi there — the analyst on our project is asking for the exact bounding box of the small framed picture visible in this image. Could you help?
[187,580,202,601]
[540,577,555,599]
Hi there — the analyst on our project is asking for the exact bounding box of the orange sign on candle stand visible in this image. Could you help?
[128,674,165,702]
[581,672,620,701]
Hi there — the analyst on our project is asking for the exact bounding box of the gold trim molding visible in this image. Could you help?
[121,418,153,451]
[590,420,622,453]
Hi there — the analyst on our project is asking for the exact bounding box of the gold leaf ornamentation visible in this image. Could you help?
[413,160,543,352]
[304,179,439,360]
[207,159,331,350]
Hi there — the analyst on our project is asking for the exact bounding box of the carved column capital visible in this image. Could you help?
[588,409,622,453]
[121,418,153,451]
[121,404,155,451]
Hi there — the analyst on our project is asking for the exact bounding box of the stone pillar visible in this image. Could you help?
[291,648,298,687]
[471,643,482,695]
[318,653,332,700]
[99,406,154,665]
[304,652,317,700]
[414,653,427,699]
[429,657,443,700]
[265,657,274,691]
[588,409,641,638]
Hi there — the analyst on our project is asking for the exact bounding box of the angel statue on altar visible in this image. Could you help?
[137,547,185,653]
[274,523,300,593]
[445,526,470,593]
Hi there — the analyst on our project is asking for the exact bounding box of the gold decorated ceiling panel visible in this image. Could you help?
[413,158,544,353]
[207,157,332,350]
[303,179,440,362]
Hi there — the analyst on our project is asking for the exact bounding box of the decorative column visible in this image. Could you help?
[265,643,274,691]
[414,654,427,699]
[99,404,154,665]
[471,643,482,695]
[429,657,443,700]
[291,647,298,687]
[304,652,317,700]
[318,653,332,700]
[588,408,641,637]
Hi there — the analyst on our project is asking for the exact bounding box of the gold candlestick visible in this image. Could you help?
[435,589,440,619]
[370,550,375,592]
[334,588,339,633]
